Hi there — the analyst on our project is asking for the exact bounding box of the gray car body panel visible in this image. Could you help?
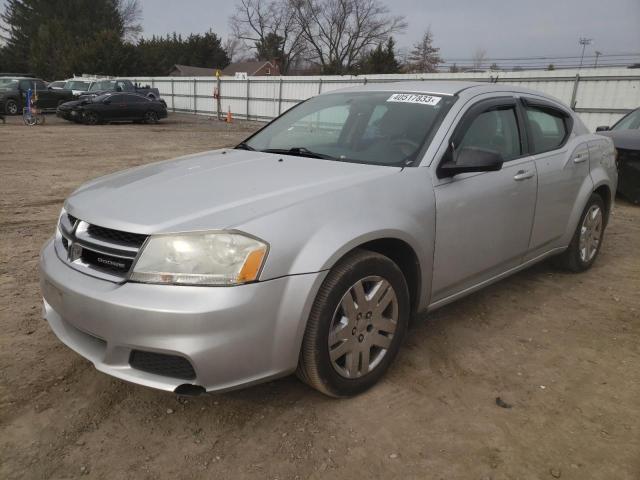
[41,81,617,393]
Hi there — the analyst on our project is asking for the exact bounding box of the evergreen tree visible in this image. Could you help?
[408,29,442,73]
[0,0,130,78]
[360,37,400,74]
[255,32,285,63]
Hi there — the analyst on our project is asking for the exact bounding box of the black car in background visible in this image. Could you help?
[0,77,74,115]
[57,92,168,125]
[80,79,161,100]
[597,108,640,204]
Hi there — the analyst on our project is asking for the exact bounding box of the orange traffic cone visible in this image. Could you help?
[225,106,233,123]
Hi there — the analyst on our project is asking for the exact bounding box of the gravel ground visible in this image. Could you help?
[1,113,639,480]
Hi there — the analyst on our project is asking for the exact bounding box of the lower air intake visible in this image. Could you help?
[129,350,196,380]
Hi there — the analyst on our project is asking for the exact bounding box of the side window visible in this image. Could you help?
[19,79,33,90]
[33,80,47,90]
[117,81,132,92]
[458,107,521,161]
[525,107,568,153]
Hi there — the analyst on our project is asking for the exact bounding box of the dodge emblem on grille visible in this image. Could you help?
[69,243,83,262]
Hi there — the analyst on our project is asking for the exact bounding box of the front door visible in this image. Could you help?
[430,97,538,303]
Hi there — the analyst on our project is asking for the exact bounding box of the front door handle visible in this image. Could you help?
[513,170,535,181]
[573,152,588,163]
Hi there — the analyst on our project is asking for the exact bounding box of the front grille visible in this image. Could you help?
[56,217,148,281]
[81,248,135,275]
[129,350,196,380]
[87,224,147,248]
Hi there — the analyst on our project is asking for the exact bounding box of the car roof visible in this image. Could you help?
[325,80,562,102]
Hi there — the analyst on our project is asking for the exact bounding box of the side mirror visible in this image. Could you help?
[116,86,123,92]
[595,125,610,132]
[438,146,504,178]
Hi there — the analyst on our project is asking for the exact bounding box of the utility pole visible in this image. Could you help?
[594,51,602,68]
[579,37,592,69]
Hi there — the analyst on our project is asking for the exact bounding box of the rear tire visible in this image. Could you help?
[5,99,18,115]
[296,249,409,397]
[554,193,606,272]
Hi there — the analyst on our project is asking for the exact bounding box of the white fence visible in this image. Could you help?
[126,67,640,131]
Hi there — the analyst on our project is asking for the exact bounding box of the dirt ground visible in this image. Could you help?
[1,113,639,480]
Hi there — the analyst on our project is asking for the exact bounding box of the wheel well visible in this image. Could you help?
[357,238,421,314]
[594,185,612,224]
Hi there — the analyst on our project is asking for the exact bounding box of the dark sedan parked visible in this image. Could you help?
[597,108,640,204]
[57,92,168,125]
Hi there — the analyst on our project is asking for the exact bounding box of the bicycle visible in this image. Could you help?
[22,88,45,126]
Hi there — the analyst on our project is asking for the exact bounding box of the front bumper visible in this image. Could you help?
[40,239,325,393]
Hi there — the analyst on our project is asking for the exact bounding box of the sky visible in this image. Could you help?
[1,0,638,65]
[137,0,640,64]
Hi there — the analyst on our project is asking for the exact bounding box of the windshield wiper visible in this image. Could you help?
[261,147,337,160]
[235,142,255,151]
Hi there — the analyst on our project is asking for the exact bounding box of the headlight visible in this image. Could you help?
[130,232,268,286]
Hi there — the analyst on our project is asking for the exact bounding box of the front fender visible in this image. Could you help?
[241,167,437,311]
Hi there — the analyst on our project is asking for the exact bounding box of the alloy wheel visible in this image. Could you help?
[6,100,18,115]
[579,205,603,263]
[328,276,398,378]
[145,111,158,124]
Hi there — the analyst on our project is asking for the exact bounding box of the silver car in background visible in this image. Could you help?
[40,81,617,397]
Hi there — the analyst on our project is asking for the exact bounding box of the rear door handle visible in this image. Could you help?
[513,170,535,181]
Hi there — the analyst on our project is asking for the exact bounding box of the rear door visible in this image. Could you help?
[126,95,150,119]
[431,96,538,303]
[520,97,589,259]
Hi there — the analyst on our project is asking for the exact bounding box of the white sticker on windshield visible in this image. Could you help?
[387,93,441,106]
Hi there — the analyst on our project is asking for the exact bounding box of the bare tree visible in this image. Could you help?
[223,37,244,62]
[471,47,487,70]
[407,28,442,73]
[291,0,407,74]
[229,0,306,73]
[117,0,143,42]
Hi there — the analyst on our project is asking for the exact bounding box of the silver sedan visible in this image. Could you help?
[40,82,617,397]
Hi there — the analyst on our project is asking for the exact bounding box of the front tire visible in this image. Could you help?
[144,110,158,124]
[83,111,100,125]
[555,193,606,272]
[297,249,409,397]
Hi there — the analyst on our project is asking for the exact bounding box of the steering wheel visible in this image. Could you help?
[390,138,420,156]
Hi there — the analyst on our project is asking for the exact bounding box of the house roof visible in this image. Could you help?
[221,61,274,76]
[170,64,219,76]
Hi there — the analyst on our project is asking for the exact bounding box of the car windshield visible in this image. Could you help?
[89,80,115,91]
[66,80,90,90]
[242,91,456,166]
[612,109,640,131]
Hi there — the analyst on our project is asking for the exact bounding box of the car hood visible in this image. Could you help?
[59,99,86,109]
[65,149,401,234]
[598,129,640,150]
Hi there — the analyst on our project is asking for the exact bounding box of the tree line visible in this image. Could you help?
[0,0,446,80]
[0,0,230,79]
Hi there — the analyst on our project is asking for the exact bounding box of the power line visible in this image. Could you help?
[441,52,640,62]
